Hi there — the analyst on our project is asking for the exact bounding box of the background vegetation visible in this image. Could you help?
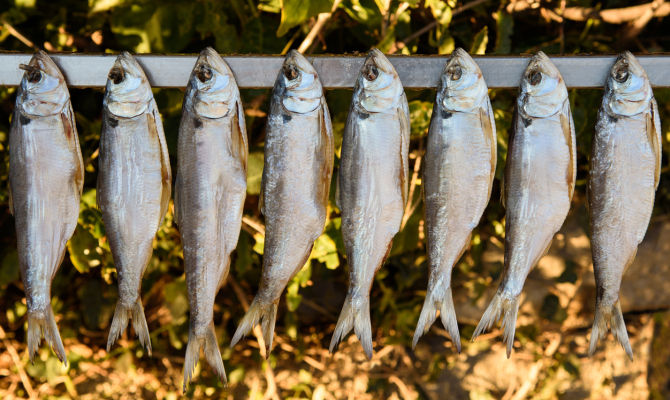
[1,0,670,398]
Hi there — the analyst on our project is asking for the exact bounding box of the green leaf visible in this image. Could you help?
[88,0,125,14]
[0,249,19,287]
[246,151,264,195]
[494,11,513,54]
[310,233,339,270]
[277,0,333,37]
[67,225,103,273]
[470,26,488,55]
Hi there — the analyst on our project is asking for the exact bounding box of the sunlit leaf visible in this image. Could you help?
[470,26,488,55]
[277,0,333,37]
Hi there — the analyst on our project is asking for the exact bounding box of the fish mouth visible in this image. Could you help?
[20,50,63,83]
[109,52,144,85]
[283,50,314,81]
[19,63,42,83]
[194,47,232,83]
[362,48,393,80]
[524,52,559,87]
[445,48,480,81]
[611,51,644,84]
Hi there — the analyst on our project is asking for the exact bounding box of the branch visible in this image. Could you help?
[390,0,491,54]
[297,0,342,53]
[508,0,670,24]
[1,20,37,50]
[0,325,37,400]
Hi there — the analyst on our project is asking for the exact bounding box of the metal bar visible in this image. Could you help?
[2,53,670,89]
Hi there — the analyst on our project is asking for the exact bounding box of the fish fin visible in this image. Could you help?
[560,98,576,200]
[471,291,520,358]
[648,98,662,189]
[27,307,67,365]
[318,98,334,208]
[231,100,249,174]
[183,321,227,392]
[106,297,152,356]
[147,108,172,227]
[173,173,181,227]
[230,297,278,357]
[397,94,410,207]
[8,181,13,215]
[413,285,461,352]
[502,108,518,209]
[588,300,633,361]
[61,103,84,196]
[480,97,497,202]
[329,294,373,359]
[335,173,341,210]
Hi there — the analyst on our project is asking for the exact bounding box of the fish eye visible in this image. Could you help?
[529,71,542,86]
[613,66,629,83]
[108,67,125,84]
[364,64,378,81]
[283,64,299,81]
[196,65,213,83]
[448,65,462,81]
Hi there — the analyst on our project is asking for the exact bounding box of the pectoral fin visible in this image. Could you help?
[560,99,576,200]
[62,104,84,195]
[318,99,334,207]
[147,108,172,226]
[397,94,410,206]
[231,100,249,174]
[480,97,497,202]
[648,98,662,189]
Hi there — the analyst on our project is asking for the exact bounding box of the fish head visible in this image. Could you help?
[279,50,322,114]
[357,48,404,113]
[104,52,153,118]
[188,47,238,118]
[18,50,69,116]
[439,48,488,112]
[605,51,652,117]
[519,51,568,118]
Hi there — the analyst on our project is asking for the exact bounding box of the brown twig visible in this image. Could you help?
[297,0,342,53]
[228,276,279,399]
[0,19,38,50]
[390,0,491,54]
[0,325,37,400]
[242,216,266,236]
[508,0,670,24]
[400,149,424,231]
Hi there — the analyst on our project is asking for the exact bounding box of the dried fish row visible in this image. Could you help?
[7,49,662,368]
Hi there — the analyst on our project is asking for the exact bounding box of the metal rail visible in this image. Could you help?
[1,53,670,89]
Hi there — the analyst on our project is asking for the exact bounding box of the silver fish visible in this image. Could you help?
[175,48,248,388]
[329,48,409,359]
[9,51,84,364]
[97,52,171,355]
[230,50,333,353]
[471,52,576,357]
[588,52,661,360]
[413,48,496,351]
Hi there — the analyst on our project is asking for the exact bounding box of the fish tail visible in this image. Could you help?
[588,300,633,360]
[230,297,278,356]
[471,291,520,358]
[329,294,373,359]
[413,286,461,352]
[27,307,67,365]
[183,321,227,392]
[106,297,152,356]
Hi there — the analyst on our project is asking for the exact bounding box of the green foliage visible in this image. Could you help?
[1,0,670,398]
